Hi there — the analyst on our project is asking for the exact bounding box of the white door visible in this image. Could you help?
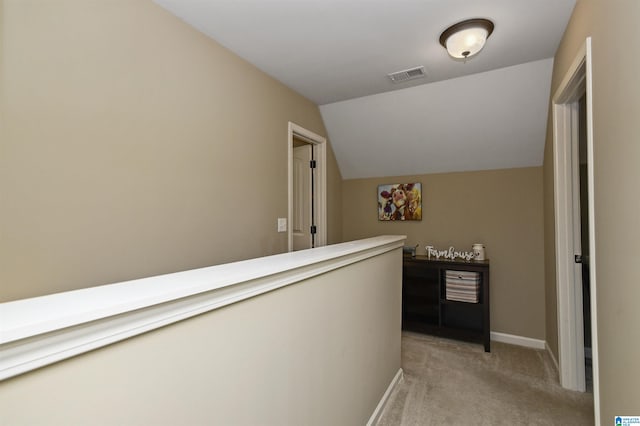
[287,122,327,252]
[553,39,599,409]
[292,144,313,251]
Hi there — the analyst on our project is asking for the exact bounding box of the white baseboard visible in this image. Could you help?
[367,368,403,426]
[490,332,546,350]
[545,341,560,373]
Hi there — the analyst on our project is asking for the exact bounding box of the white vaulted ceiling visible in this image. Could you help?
[320,58,553,179]
[155,0,576,179]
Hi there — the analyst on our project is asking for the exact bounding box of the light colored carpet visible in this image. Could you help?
[377,332,594,425]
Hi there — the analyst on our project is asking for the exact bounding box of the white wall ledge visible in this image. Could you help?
[0,235,405,381]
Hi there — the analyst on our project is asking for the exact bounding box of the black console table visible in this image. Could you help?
[402,255,490,352]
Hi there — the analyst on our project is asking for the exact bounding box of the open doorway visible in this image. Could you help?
[577,93,593,392]
[552,37,599,419]
[292,137,315,250]
[287,122,327,252]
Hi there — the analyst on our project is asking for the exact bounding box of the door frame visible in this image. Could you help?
[287,122,327,251]
[552,37,599,418]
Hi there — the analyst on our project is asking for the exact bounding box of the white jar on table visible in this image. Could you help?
[472,243,485,261]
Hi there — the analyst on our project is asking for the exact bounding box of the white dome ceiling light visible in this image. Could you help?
[439,18,495,60]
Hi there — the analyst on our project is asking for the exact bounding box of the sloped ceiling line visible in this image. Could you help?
[154,0,575,178]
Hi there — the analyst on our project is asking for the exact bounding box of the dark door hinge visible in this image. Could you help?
[310,225,317,235]
[310,160,317,169]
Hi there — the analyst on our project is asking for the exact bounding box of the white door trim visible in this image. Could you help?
[552,37,599,422]
[287,122,327,251]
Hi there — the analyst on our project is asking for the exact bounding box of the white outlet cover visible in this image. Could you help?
[277,218,287,232]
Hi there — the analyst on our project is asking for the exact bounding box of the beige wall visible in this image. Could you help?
[342,167,545,340]
[543,0,640,421]
[0,249,402,425]
[0,0,342,301]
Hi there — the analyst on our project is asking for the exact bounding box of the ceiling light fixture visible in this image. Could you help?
[439,18,494,60]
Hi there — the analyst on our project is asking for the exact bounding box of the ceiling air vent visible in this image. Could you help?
[388,66,426,83]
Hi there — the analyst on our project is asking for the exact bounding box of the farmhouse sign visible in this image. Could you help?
[425,245,476,261]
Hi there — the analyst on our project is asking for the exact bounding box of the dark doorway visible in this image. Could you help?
[578,93,592,392]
